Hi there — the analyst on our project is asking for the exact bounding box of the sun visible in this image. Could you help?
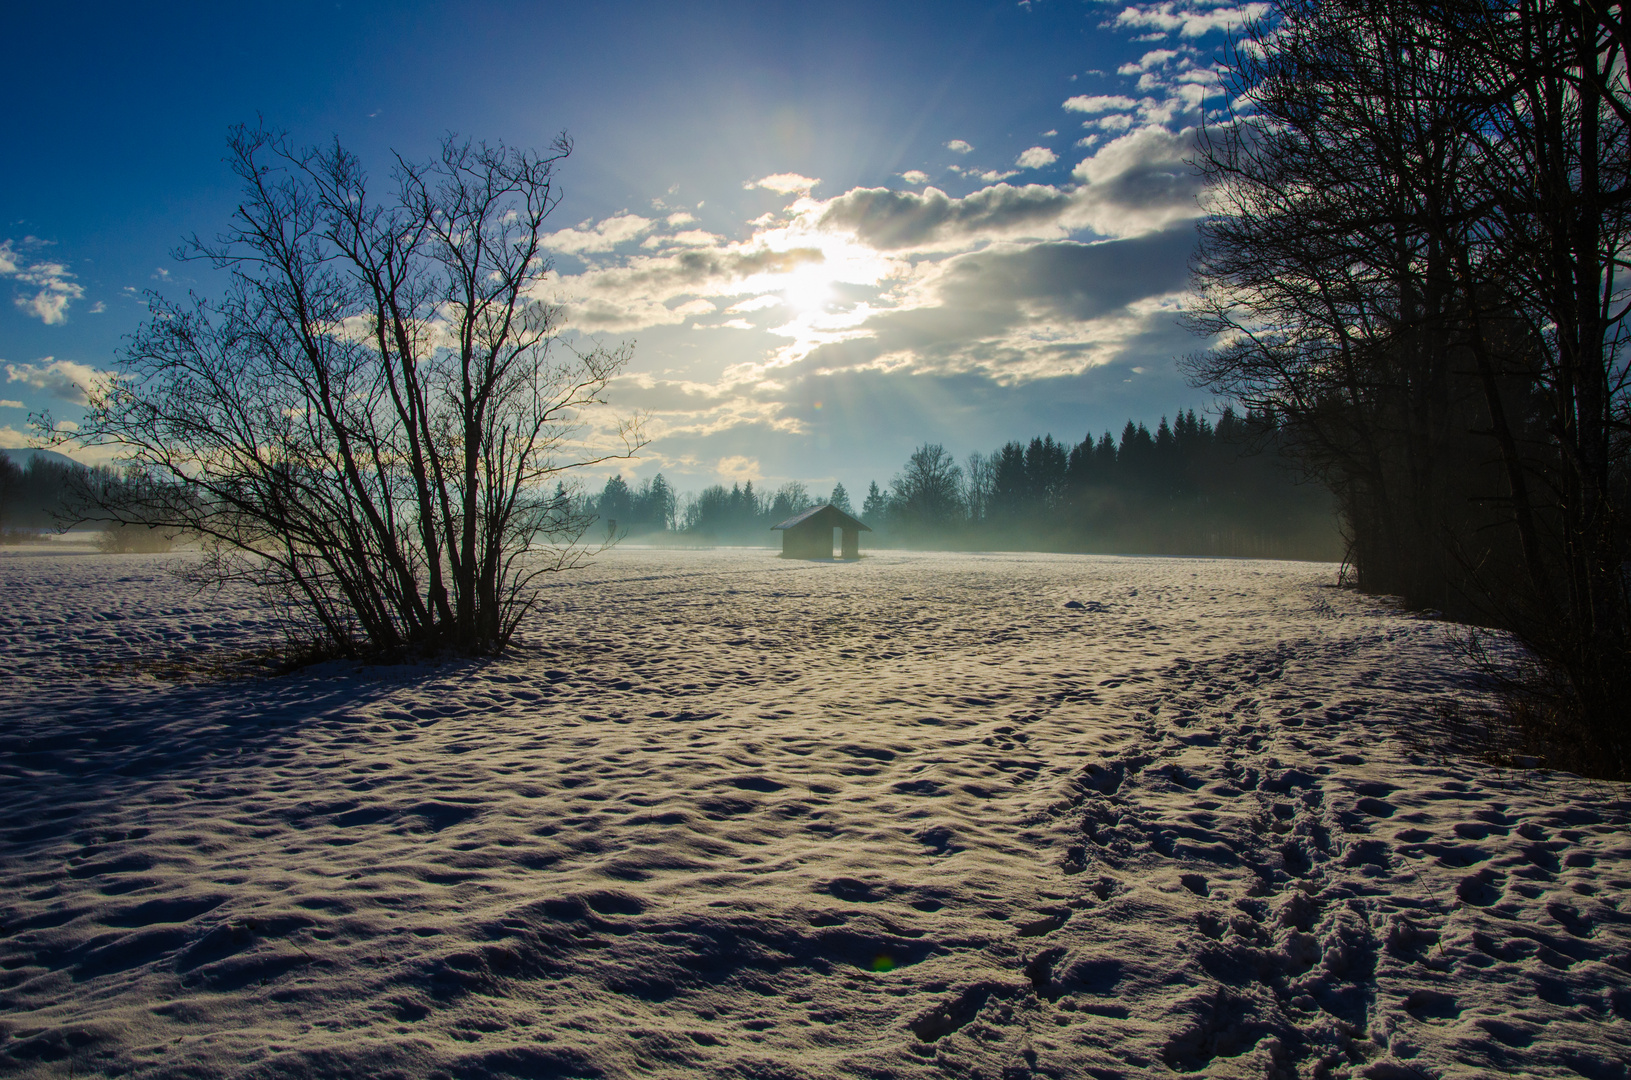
[778,263,837,314]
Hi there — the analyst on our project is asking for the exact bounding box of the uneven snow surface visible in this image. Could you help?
[1,547,1628,1079]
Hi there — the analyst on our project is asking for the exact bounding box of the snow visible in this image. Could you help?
[1,546,1627,1079]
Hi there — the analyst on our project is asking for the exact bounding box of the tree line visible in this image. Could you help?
[874,407,1330,557]
[1187,0,1631,776]
[581,407,1339,559]
[580,475,852,543]
[0,453,175,551]
[0,454,91,532]
[862,409,1336,558]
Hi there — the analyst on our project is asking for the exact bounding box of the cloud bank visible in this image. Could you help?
[537,120,1207,469]
[5,358,111,405]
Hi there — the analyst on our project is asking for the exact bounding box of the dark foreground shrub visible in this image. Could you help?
[1456,631,1629,782]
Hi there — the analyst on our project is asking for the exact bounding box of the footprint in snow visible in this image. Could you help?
[1457,868,1505,906]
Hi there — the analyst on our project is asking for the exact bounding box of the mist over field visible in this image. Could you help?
[579,408,1342,563]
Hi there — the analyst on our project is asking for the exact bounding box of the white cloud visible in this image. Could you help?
[5,358,112,405]
[0,425,39,447]
[1063,94,1139,113]
[1,240,85,325]
[717,455,762,482]
[606,374,727,407]
[1069,125,1206,236]
[945,139,974,154]
[819,183,1076,251]
[671,299,716,318]
[521,105,1210,466]
[748,174,820,195]
[1112,2,1270,39]
[819,127,1203,252]
[726,295,783,313]
[601,378,801,444]
[543,244,829,333]
[0,399,24,409]
[770,230,1199,386]
[647,229,727,249]
[1138,97,1182,125]
[666,211,697,226]
[1118,48,1181,75]
[1172,82,1211,109]
[1015,146,1059,169]
[545,213,654,254]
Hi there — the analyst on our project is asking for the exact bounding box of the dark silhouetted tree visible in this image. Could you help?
[767,482,812,524]
[891,444,963,533]
[1187,0,1631,774]
[861,480,889,524]
[67,125,640,657]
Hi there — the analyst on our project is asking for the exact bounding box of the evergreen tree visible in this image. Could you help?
[989,442,1028,518]
[1094,432,1117,471]
[597,474,632,529]
[632,473,675,532]
[1024,435,1069,512]
[861,480,889,524]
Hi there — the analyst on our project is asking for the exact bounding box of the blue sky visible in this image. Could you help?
[1,0,1263,497]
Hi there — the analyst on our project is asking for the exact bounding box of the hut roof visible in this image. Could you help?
[770,504,872,532]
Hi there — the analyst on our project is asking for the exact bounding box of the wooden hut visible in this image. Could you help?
[770,504,871,559]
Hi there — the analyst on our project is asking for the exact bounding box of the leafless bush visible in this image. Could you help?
[63,125,642,658]
[1449,630,1626,781]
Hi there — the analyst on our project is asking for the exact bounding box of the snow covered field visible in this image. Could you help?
[1,546,1627,1079]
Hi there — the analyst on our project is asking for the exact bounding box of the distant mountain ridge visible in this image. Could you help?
[1,447,82,470]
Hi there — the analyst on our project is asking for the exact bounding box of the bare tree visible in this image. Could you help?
[1186,0,1494,605]
[1455,0,1631,736]
[66,125,642,657]
[891,444,964,533]
[1187,0,1631,775]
